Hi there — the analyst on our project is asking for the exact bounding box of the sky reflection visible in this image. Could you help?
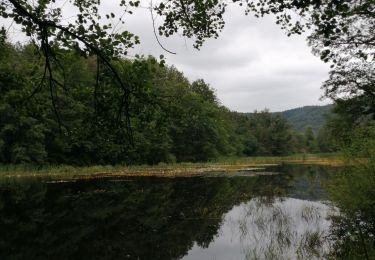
[183,198,333,260]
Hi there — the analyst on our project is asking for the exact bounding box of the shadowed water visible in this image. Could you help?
[0,164,337,259]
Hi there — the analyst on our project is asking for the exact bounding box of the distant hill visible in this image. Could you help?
[278,105,333,133]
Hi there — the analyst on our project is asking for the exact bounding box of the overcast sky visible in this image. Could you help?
[4,2,332,112]
[123,4,332,112]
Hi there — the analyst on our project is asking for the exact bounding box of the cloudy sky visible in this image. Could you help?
[123,4,332,112]
[4,2,332,112]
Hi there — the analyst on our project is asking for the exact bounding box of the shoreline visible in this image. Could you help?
[0,154,344,180]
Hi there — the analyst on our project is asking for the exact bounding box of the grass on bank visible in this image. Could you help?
[0,153,343,180]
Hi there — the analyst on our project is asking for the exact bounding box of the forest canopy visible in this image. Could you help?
[0,0,373,164]
[0,41,329,165]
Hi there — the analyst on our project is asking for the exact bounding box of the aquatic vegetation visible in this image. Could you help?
[186,197,333,260]
[0,155,343,180]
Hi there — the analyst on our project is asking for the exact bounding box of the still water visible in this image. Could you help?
[0,164,337,259]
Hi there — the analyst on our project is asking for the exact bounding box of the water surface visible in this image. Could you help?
[0,164,337,259]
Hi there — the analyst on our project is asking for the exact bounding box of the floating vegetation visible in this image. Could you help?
[0,154,344,181]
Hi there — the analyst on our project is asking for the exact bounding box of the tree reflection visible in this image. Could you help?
[0,164,335,260]
[328,167,375,259]
[0,177,260,259]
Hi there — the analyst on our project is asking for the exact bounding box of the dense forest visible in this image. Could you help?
[0,0,371,168]
[0,41,335,166]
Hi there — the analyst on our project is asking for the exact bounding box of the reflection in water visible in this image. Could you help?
[0,164,337,260]
[184,198,332,260]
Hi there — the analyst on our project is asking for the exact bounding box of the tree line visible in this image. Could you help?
[0,0,371,167]
[0,41,329,165]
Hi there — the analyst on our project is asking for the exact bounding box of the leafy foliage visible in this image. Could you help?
[0,42,328,165]
[0,1,372,163]
[328,124,375,259]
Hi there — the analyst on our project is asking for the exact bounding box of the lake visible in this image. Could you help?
[0,164,339,259]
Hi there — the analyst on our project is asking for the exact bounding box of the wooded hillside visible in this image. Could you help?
[279,105,333,133]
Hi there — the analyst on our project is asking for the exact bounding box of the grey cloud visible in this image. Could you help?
[172,45,259,71]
